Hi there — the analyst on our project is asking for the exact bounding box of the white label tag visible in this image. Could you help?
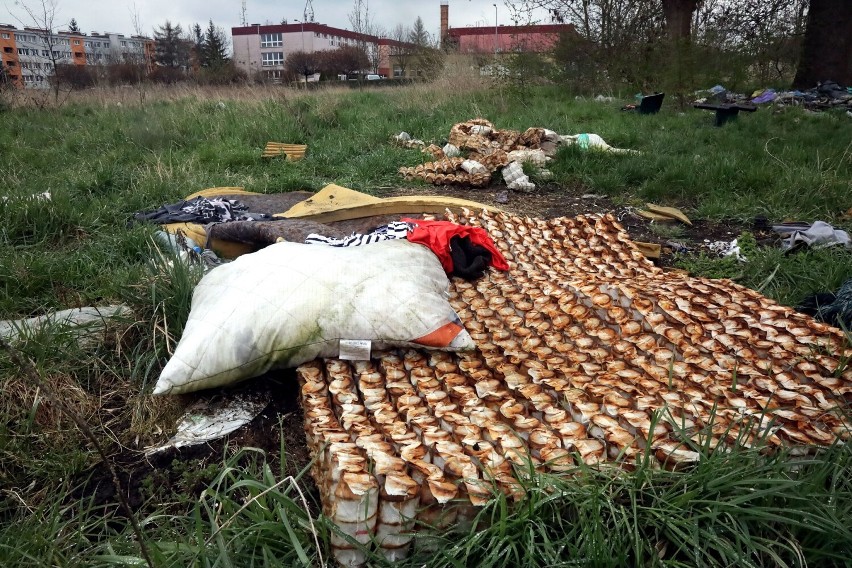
[339,339,372,361]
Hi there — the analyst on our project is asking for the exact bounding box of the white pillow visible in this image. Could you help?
[153,240,473,395]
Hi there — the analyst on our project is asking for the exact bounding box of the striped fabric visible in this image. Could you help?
[305,221,415,247]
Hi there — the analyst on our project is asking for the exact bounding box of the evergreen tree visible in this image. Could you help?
[68,18,80,33]
[153,21,189,68]
[192,23,203,50]
[409,16,430,47]
[201,20,229,68]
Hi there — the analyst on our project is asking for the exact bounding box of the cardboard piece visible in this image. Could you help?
[262,142,307,160]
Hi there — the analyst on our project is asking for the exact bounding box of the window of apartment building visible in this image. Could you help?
[73,39,80,45]
[120,40,127,47]
[1,33,9,39]
[41,49,49,56]
[265,70,282,79]
[260,33,282,47]
[261,51,284,66]
[74,51,82,58]
[6,60,15,67]
[3,47,12,53]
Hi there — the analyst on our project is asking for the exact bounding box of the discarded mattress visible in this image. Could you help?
[299,208,852,566]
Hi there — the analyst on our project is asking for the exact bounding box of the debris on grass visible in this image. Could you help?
[145,389,270,455]
[398,118,638,192]
[297,208,852,566]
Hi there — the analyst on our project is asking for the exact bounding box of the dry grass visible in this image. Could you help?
[2,54,491,110]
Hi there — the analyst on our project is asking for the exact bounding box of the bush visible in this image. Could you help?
[53,64,96,90]
[149,66,187,84]
[193,62,248,85]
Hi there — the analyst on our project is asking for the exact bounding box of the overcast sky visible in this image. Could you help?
[4,1,552,40]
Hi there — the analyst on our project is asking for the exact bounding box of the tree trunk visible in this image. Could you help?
[661,0,700,41]
[792,0,852,89]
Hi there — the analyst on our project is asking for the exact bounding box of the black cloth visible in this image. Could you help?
[797,278,852,330]
[449,235,493,280]
[133,197,269,224]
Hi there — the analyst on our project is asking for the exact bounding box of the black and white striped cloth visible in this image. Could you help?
[305,221,415,247]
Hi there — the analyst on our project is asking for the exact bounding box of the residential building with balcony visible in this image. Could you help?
[0,24,153,88]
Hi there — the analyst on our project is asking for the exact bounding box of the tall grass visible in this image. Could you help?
[13,427,848,568]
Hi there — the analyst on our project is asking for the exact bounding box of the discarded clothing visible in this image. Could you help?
[751,89,777,104]
[134,197,269,224]
[304,222,415,247]
[797,279,852,330]
[449,236,494,280]
[402,218,509,276]
[773,221,851,252]
[559,133,639,155]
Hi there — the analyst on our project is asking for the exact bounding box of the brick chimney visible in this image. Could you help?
[440,1,448,45]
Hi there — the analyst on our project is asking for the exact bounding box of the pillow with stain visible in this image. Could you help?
[153,239,473,395]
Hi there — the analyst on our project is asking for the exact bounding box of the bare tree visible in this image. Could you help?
[390,24,413,76]
[14,0,66,104]
[127,2,148,103]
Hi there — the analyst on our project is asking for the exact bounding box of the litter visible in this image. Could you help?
[460,159,488,176]
[621,92,665,114]
[144,389,270,455]
[261,142,307,161]
[1,191,51,203]
[637,204,692,225]
[1,305,134,347]
[398,119,638,192]
[300,208,852,566]
[560,133,639,154]
[751,89,777,104]
[708,239,746,261]
[392,132,425,148]
[797,278,852,331]
[695,81,852,112]
[693,102,758,126]
[442,143,461,157]
[501,161,535,192]
[773,221,851,252]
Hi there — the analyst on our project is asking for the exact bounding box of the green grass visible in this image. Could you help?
[1,82,851,567]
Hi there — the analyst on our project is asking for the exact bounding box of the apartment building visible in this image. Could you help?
[0,24,153,88]
[232,22,402,81]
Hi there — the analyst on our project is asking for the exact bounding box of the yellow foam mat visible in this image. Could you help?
[276,183,501,223]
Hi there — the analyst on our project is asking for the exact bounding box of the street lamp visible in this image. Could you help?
[294,18,305,51]
[493,4,498,56]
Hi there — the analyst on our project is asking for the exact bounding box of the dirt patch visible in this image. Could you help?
[74,370,319,518]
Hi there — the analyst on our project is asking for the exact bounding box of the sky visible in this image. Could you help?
[4,1,553,40]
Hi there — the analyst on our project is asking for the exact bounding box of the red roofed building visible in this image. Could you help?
[440,2,575,54]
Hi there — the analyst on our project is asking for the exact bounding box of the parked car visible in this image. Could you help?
[366,74,383,81]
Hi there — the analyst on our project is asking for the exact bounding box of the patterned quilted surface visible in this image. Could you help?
[299,209,852,566]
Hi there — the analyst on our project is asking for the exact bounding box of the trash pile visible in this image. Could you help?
[138,184,851,567]
[298,208,852,566]
[396,118,637,192]
[694,81,852,112]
